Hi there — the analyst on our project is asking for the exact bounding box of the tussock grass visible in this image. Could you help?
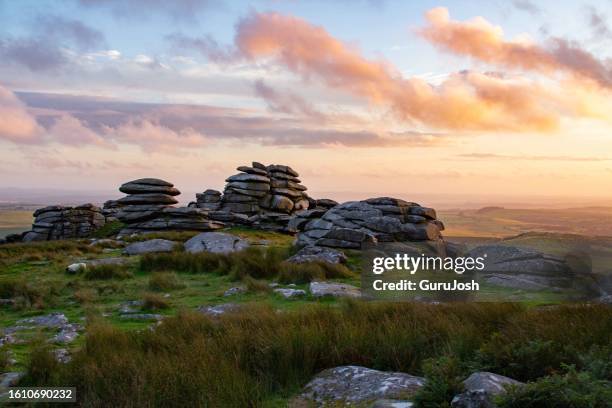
[148,272,184,292]
[140,247,354,283]
[83,264,133,280]
[21,302,612,407]
[0,240,101,264]
[0,278,61,310]
[142,293,170,310]
[73,288,98,304]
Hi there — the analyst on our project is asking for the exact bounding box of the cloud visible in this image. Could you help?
[226,11,610,132]
[0,85,41,143]
[511,0,541,16]
[0,15,104,72]
[166,33,236,62]
[15,91,442,149]
[253,79,326,120]
[419,7,612,88]
[456,153,612,162]
[77,0,221,22]
[585,6,612,41]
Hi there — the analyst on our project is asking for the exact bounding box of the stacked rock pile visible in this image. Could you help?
[296,197,444,249]
[114,178,224,235]
[21,204,106,242]
[190,189,222,211]
[192,162,321,232]
[287,199,338,233]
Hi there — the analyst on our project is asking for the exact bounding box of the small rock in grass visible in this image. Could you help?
[274,288,306,298]
[223,287,246,297]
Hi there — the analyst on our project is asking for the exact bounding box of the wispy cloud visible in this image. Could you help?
[76,0,222,22]
[456,153,612,162]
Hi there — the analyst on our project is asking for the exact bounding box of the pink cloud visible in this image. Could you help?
[0,84,42,143]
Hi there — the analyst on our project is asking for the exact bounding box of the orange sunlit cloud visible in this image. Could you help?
[232,11,609,133]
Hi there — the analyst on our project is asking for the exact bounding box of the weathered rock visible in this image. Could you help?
[462,372,524,395]
[22,204,107,241]
[117,194,179,205]
[0,372,24,390]
[296,366,425,406]
[197,303,239,316]
[119,314,163,321]
[466,245,574,290]
[286,246,347,264]
[17,313,68,328]
[124,239,177,255]
[451,372,524,408]
[119,182,180,196]
[223,287,246,297]
[184,232,249,254]
[310,281,360,298]
[274,288,306,298]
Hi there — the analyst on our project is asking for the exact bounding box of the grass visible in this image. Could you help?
[140,247,354,283]
[83,264,133,280]
[18,302,612,407]
[148,272,185,291]
[142,293,170,310]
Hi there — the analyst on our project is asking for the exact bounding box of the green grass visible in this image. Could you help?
[17,302,612,407]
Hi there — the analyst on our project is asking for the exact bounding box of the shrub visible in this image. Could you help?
[20,340,60,386]
[148,272,185,292]
[142,293,170,310]
[497,368,612,408]
[83,264,133,280]
[413,355,465,408]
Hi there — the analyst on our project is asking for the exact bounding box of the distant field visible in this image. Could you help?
[0,210,32,238]
[439,207,612,238]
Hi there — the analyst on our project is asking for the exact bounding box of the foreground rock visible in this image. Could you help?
[466,245,574,290]
[197,303,240,316]
[115,178,224,235]
[21,203,107,242]
[123,239,177,255]
[451,372,524,408]
[297,197,444,250]
[309,282,360,298]
[184,232,249,254]
[296,366,425,406]
[286,246,347,264]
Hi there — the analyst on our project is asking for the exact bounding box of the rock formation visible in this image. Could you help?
[21,204,106,242]
[192,162,336,232]
[296,197,444,249]
[114,178,224,235]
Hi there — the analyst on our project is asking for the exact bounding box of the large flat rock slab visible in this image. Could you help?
[184,232,250,254]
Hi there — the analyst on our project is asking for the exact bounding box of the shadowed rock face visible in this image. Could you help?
[22,203,107,242]
[296,197,445,249]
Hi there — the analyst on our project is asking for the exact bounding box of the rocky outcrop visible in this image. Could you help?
[309,281,360,298]
[295,366,425,406]
[21,204,106,242]
[115,178,224,235]
[192,162,337,233]
[297,197,444,249]
[466,245,575,290]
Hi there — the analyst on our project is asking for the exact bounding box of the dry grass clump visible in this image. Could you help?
[0,278,61,310]
[148,272,184,292]
[83,264,133,280]
[142,293,170,310]
[20,302,612,407]
[74,288,98,304]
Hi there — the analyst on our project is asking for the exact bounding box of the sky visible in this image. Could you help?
[1,0,611,206]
